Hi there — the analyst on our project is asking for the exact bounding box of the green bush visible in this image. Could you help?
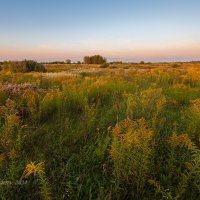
[7,60,46,73]
[83,55,107,64]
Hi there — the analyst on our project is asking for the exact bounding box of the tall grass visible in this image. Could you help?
[0,63,199,199]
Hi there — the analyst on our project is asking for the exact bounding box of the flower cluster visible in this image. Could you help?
[191,99,200,118]
[111,118,153,149]
[0,83,36,95]
[23,162,45,178]
[168,133,192,148]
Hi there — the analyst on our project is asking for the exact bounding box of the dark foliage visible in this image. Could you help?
[83,55,107,64]
[7,60,46,73]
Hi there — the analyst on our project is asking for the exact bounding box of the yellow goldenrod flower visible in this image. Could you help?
[85,76,93,81]
[141,130,153,140]
[6,114,20,126]
[8,149,17,160]
[168,133,191,148]
[112,118,153,147]
[0,153,5,161]
[24,162,45,178]
[191,99,200,117]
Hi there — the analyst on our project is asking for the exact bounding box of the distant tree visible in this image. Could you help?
[48,61,65,64]
[83,55,106,64]
[66,59,71,64]
[83,56,91,64]
[77,61,81,64]
[110,61,123,64]
[140,61,145,64]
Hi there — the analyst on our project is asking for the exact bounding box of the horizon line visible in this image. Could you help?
[1,58,200,63]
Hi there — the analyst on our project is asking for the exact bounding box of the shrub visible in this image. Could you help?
[8,60,46,73]
[172,63,180,68]
[83,55,107,64]
[109,66,117,69]
[100,63,109,68]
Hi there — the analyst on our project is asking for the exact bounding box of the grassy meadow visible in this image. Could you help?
[0,63,200,199]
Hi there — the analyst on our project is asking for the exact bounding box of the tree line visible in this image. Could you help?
[0,55,107,73]
[1,60,46,73]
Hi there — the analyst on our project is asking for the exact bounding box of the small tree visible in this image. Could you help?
[83,56,91,64]
[66,59,71,64]
[83,55,106,64]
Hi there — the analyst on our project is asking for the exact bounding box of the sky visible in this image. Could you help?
[0,0,200,62]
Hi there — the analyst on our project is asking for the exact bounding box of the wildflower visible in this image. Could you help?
[112,118,153,147]
[183,67,200,81]
[172,83,189,89]
[0,153,5,161]
[85,76,93,81]
[168,133,191,148]
[24,162,45,178]
[110,118,154,191]
[5,98,18,114]
[191,99,200,117]
[22,89,39,116]
[110,145,121,160]
[8,149,17,160]
[156,97,166,112]
[141,130,153,140]
[185,162,193,170]
[91,79,106,88]
[6,114,20,126]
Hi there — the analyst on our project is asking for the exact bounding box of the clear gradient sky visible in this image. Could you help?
[0,0,200,62]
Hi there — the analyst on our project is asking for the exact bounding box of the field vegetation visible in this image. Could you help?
[1,60,46,73]
[0,62,200,199]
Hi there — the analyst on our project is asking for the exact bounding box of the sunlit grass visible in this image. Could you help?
[0,62,199,199]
